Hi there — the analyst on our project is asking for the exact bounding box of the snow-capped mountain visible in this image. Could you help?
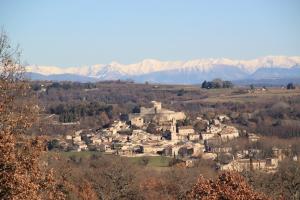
[26,56,300,84]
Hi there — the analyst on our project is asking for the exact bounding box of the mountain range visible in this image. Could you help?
[25,56,300,85]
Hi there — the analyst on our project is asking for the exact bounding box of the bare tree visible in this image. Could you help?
[0,29,64,200]
[185,172,269,200]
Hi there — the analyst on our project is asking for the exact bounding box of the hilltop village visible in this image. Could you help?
[51,101,298,173]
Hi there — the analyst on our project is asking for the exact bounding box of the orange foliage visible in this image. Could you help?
[186,172,270,200]
[77,181,98,200]
[0,29,65,200]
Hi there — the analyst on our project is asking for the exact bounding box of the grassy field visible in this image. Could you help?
[128,156,173,167]
[55,151,103,158]
[51,151,173,168]
[182,88,300,103]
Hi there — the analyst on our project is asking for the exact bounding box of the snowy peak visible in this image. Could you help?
[27,64,105,77]
[26,56,300,83]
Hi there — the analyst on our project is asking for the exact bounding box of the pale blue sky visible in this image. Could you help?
[0,0,299,66]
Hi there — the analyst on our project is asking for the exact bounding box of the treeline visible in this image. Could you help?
[201,79,233,89]
[31,82,97,91]
[49,102,113,123]
[47,82,97,90]
[31,80,136,91]
[287,82,296,90]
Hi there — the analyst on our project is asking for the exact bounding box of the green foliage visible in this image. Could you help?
[47,82,97,90]
[177,118,192,126]
[177,89,186,96]
[47,139,60,150]
[49,102,113,123]
[287,82,296,90]
[132,106,140,113]
[31,83,42,91]
[201,79,233,89]
[146,123,160,134]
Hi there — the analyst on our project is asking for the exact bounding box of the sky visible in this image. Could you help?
[0,0,300,66]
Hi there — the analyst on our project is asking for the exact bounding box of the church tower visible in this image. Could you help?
[171,118,178,142]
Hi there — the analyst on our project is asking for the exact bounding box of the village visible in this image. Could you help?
[52,101,298,173]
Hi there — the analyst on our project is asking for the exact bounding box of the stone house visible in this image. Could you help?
[131,117,144,127]
[129,101,186,124]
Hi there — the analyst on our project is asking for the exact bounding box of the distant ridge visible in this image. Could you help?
[26,56,300,84]
[25,72,97,82]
